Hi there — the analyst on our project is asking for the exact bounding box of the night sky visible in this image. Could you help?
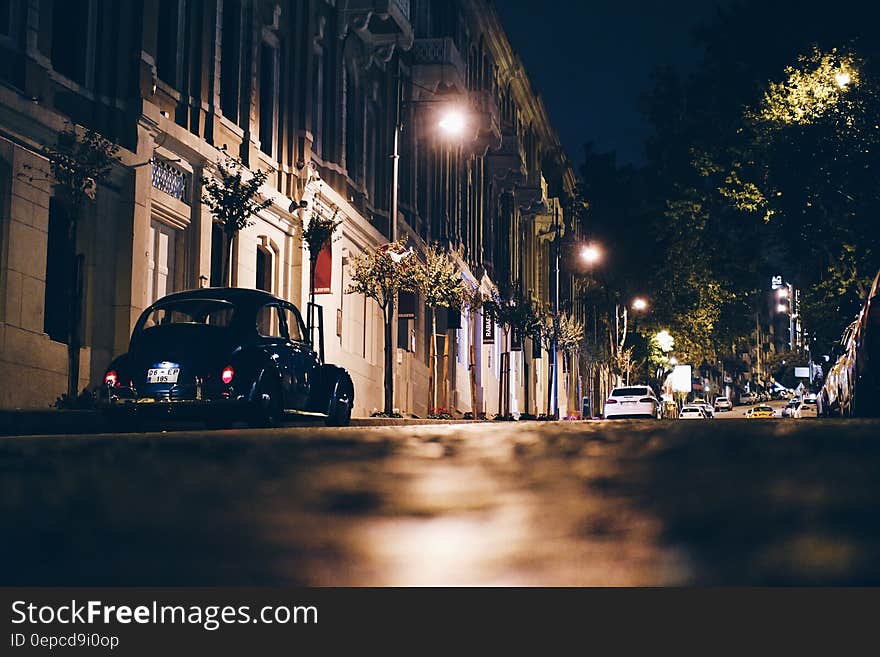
[493,0,734,168]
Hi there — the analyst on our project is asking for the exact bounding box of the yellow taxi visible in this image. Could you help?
[747,404,775,418]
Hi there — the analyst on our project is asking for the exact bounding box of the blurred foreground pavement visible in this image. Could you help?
[2,419,880,585]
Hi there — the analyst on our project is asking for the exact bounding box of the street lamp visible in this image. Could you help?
[390,85,471,243]
[437,108,469,137]
[581,243,602,265]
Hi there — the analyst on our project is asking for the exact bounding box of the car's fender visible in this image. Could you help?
[310,364,354,412]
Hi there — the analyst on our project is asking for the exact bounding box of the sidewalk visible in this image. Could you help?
[0,409,481,437]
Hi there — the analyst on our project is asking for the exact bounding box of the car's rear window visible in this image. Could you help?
[611,387,650,397]
[716,397,728,402]
[140,300,235,330]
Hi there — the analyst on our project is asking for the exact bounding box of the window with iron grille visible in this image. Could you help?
[151,158,190,204]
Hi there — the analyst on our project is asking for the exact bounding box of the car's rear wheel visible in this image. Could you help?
[326,380,353,427]
[251,375,283,428]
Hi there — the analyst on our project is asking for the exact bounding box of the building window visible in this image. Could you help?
[147,220,181,304]
[259,42,277,157]
[44,198,72,343]
[51,0,90,85]
[210,223,225,286]
[344,67,361,182]
[312,50,323,158]
[157,0,183,88]
[255,244,272,292]
[219,0,241,124]
[0,0,12,37]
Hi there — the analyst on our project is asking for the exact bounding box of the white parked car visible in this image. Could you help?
[679,405,707,419]
[603,386,659,419]
[713,396,733,412]
[793,399,818,418]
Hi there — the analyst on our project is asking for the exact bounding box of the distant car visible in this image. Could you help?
[679,406,707,419]
[747,405,775,418]
[782,399,799,418]
[793,399,818,419]
[98,288,354,427]
[603,385,659,419]
[695,401,715,418]
[739,392,757,405]
[713,396,733,412]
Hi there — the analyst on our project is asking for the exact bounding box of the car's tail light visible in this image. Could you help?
[104,370,118,386]
[221,366,234,384]
[605,399,618,404]
[639,397,655,403]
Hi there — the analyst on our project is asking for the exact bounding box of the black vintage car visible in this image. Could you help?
[99,288,353,427]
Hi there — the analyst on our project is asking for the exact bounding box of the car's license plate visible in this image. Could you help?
[147,367,180,383]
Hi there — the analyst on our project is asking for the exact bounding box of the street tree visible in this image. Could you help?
[413,244,464,412]
[301,206,342,329]
[539,310,585,416]
[346,239,418,416]
[485,282,540,417]
[460,283,485,418]
[21,124,120,402]
[202,153,273,286]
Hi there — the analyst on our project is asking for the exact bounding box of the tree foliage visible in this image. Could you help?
[202,154,273,285]
[539,311,584,355]
[414,244,464,311]
[345,239,418,314]
[29,124,121,208]
[576,0,880,369]
[301,207,342,262]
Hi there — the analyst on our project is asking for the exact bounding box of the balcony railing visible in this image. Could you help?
[412,38,467,93]
[151,158,190,205]
[343,0,413,47]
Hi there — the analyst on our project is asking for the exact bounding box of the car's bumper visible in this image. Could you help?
[100,396,250,419]
[603,403,657,419]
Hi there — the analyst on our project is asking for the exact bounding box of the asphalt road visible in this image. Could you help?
[3,416,880,585]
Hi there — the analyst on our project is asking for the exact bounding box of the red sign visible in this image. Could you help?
[311,243,332,294]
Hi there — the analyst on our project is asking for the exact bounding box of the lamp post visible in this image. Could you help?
[388,78,470,413]
[579,243,602,417]
[551,202,561,419]
[390,78,469,242]
[613,297,648,385]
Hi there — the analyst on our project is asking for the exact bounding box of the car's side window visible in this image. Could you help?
[257,304,285,339]
[281,306,307,343]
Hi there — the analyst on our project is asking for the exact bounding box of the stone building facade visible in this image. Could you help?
[0,0,576,416]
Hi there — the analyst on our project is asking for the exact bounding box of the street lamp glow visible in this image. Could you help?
[654,330,674,353]
[581,243,602,265]
[835,71,852,89]
[632,297,648,311]
[777,288,789,299]
[777,303,789,313]
[438,108,468,136]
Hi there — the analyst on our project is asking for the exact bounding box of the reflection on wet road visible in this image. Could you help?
[3,419,880,585]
